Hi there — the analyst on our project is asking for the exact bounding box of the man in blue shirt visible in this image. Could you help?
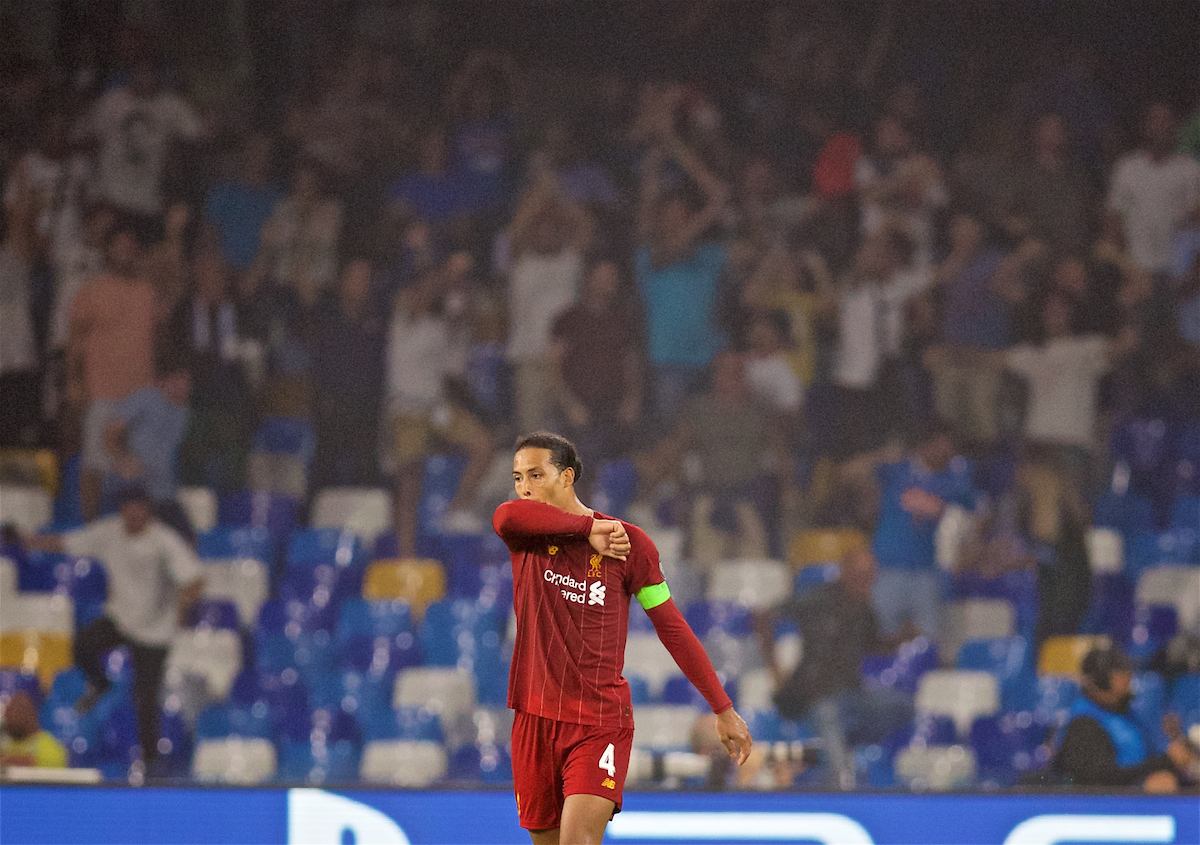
[103,364,191,537]
[870,421,976,643]
[203,133,283,272]
[634,133,730,427]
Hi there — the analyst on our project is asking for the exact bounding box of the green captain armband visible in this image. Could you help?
[635,581,671,610]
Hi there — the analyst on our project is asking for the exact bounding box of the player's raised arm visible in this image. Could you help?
[493,498,593,539]
[642,590,753,765]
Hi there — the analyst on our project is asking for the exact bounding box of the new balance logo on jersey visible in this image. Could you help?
[588,581,606,606]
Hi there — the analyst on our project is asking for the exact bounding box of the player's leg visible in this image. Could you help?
[512,712,565,841]
[558,794,616,845]
[559,724,633,845]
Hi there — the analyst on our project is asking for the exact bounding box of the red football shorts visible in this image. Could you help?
[511,710,634,831]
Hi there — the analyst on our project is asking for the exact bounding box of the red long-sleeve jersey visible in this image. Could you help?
[494,499,731,729]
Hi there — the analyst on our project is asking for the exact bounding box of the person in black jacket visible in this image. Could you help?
[1053,645,1196,792]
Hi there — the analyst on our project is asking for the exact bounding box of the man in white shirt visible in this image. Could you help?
[1106,103,1200,276]
[384,252,494,555]
[24,486,203,768]
[77,60,204,227]
[503,170,591,433]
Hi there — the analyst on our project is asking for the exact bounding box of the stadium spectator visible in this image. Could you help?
[863,421,975,643]
[75,58,204,236]
[309,258,386,490]
[203,132,282,273]
[504,169,593,434]
[755,548,915,790]
[1053,645,1197,791]
[550,257,644,472]
[1105,103,1200,277]
[635,129,731,426]
[22,486,204,769]
[925,214,1026,445]
[854,112,947,268]
[641,352,789,565]
[387,124,489,231]
[256,158,342,309]
[743,310,804,417]
[101,361,192,540]
[385,250,493,554]
[0,691,67,769]
[170,247,258,493]
[1011,113,1094,252]
[66,223,159,521]
[0,217,38,447]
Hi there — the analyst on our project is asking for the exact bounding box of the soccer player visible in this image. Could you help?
[494,432,753,845]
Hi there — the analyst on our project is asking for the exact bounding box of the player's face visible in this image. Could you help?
[512,448,572,508]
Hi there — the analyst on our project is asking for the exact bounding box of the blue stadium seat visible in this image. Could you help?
[592,460,638,520]
[1126,605,1178,660]
[628,603,656,633]
[417,454,469,536]
[337,633,421,676]
[335,598,413,644]
[663,675,738,710]
[862,637,939,695]
[1170,673,1200,729]
[253,417,315,464]
[360,705,443,743]
[1081,574,1135,639]
[0,668,42,706]
[420,599,503,667]
[154,706,193,777]
[97,701,140,770]
[277,737,361,783]
[969,712,1049,787]
[309,670,392,728]
[280,566,363,632]
[198,526,273,563]
[627,674,652,705]
[286,528,367,572]
[1094,489,1155,538]
[1130,673,1168,752]
[1125,530,1200,576]
[1033,676,1079,728]
[448,742,513,784]
[218,490,298,554]
[956,637,1037,713]
[1171,495,1200,530]
[795,564,840,591]
[685,601,753,638]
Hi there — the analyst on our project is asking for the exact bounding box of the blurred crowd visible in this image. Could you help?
[2,2,1199,627]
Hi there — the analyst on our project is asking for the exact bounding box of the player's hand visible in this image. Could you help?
[588,518,630,561]
[716,706,752,766]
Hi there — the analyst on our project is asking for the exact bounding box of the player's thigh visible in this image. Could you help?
[559,793,617,845]
[528,828,560,845]
[561,724,632,816]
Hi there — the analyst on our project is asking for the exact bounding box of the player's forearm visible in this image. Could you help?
[647,597,733,714]
[492,499,595,540]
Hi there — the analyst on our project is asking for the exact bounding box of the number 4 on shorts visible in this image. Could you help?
[598,743,616,777]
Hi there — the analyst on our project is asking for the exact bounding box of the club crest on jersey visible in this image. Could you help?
[548,545,559,556]
[588,554,603,578]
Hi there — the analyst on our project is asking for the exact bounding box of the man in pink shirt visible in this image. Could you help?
[67,222,160,521]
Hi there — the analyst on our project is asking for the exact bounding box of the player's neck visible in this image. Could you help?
[554,493,593,517]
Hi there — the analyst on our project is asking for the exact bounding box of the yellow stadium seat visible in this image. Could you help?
[789,528,869,567]
[0,449,58,495]
[1038,635,1110,677]
[364,559,447,618]
[0,631,73,690]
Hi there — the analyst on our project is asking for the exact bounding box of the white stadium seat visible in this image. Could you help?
[1136,565,1200,630]
[192,737,277,784]
[166,628,243,700]
[312,487,394,543]
[201,557,269,628]
[623,633,678,698]
[916,670,1000,736]
[0,593,74,635]
[177,487,218,534]
[735,668,776,713]
[1086,528,1124,574]
[360,740,447,786]
[942,600,1015,665]
[706,559,791,609]
[632,705,699,751]
[894,745,977,791]
[0,485,52,533]
[393,667,476,723]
